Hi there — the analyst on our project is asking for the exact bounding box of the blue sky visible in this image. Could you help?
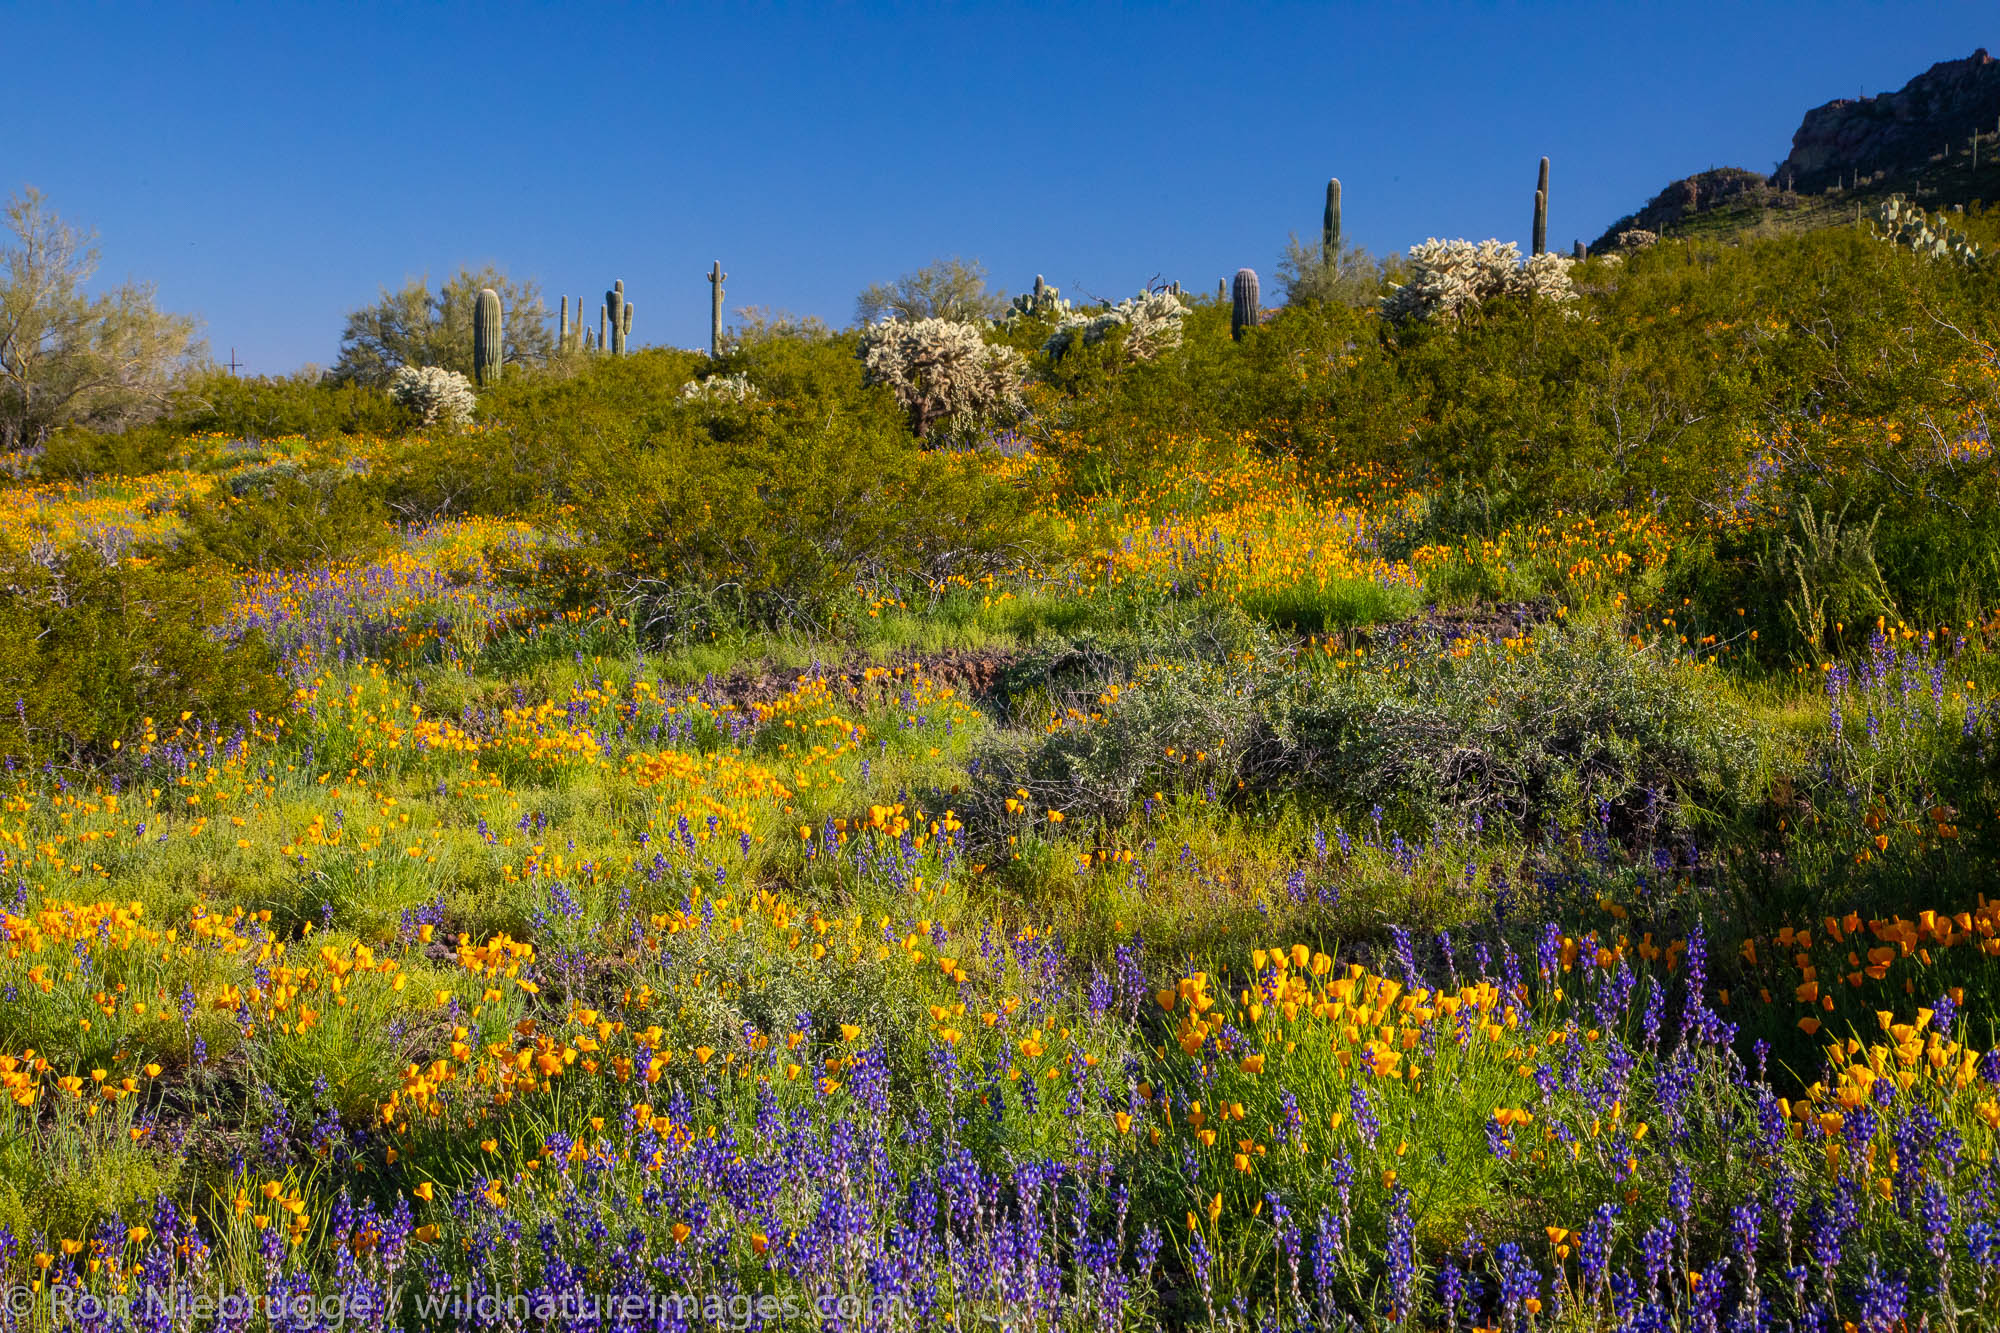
[8,2,1993,373]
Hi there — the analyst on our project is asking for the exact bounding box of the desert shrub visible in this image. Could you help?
[378,349,707,521]
[970,617,1756,843]
[0,539,288,765]
[854,256,1005,325]
[165,368,403,440]
[1043,290,1187,363]
[1283,622,1757,836]
[33,422,191,479]
[856,317,1025,443]
[387,365,476,428]
[967,606,1275,828]
[1275,236,1386,308]
[519,407,1033,637]
[155,466,393,572]
[1379,239,1576,324]
[1036,297,1407,493]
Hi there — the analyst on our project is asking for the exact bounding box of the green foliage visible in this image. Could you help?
[854,256,1005,325]
[1284,620,1757,835]
[973,616,1757,842]
[165,368,403,440]
[523,406,1033,636]
[0,540,288,765]
[0,188,205,450]
[154,466,393,573]
[33,422,191,479]
[333,265,552,386]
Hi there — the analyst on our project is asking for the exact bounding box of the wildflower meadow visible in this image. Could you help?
[4,196,2000,1333]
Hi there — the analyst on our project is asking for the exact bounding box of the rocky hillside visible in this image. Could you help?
[1593,48,2000,250]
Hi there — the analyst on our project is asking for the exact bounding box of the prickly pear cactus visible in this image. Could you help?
[1873,195,1983,265]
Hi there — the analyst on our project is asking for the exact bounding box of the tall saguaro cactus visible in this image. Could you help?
[708,261,727,358]
[605,280,627,356]
[1323,178,1343,266]
[473,288,503,387]
[558,296,568,354]
[1532,157,1550,257]
[1230,268,1260,342]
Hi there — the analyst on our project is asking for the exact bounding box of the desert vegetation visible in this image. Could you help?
[2,181,2000,1330]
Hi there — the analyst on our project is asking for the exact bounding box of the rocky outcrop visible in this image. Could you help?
[1777,49,2000,193]
[1591,50,2000,251]
[1590,168,1775,252]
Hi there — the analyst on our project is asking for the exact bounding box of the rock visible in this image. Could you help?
[1777,49,2000,193]
[1590,168,1773,251]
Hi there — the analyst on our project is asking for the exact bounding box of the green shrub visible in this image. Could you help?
[34,422,192,479]
[519,406,1034,637]
[1284,620,1758,835]
[971,617,1757,842]
[0,540,289,765]
[166,368,404,440]
[153,466,393,572]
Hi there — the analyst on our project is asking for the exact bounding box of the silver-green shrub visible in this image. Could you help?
[1380,238,1577,324]
[678,372,760,403]
[856,317,1026,442]
[387,365,476,428]
[1043,290,1187,361]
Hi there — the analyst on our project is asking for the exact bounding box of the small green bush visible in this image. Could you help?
[166,369,404,440]
[154,466,393,572]
[0,540,289,765]
[522,408,1033,636]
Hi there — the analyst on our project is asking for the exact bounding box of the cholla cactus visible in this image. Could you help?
[678,372,760,403]
[1044,290,1187,362]
[857,317,1026,442]
[1379,238,1577,324]
[389,365,477,428]
[1873,195,1983,265]
[1615,229,1660,251]
[1002,275,1072,326]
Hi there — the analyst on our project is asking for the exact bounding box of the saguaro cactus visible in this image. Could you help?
[1230,268,1260,342]
[708,261,727,358]
[1532,157,1550,257]
[473,288,503,386]
[1323,178,1342,266]
[605,280,627,356]
[599,304,608,354]
[558,296,569,354]
[1572,240,1585,261]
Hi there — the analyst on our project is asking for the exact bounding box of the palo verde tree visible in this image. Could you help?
[332,265,552,386]
[0,187,204,451]
[854,256,1006,326]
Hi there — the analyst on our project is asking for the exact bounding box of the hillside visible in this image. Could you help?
[1593,47,2000,249]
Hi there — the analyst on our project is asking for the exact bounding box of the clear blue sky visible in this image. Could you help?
[8,2,1993,374]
